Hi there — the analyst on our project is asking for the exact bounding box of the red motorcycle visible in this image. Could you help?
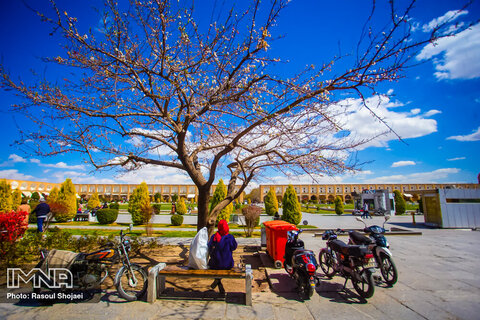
[283,229,319,299]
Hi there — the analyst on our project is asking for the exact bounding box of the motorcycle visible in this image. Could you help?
[348,216,398,286]
[283,229,319,299]
[318,229,376,299]
[34,229,147,301]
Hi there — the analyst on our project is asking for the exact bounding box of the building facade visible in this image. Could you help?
[259,183,480,203]
[4,179,244,202]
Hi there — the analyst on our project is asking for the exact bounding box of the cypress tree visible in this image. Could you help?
[87,192,101,210]
[55,178,78,222]
[12,189,22,209]
[334,196,344,215]
[128,182,151,225]
[394,190,406,215]
[282,185,301,225]
[264,187,279,216]
[48,187,60,204]
[176,197,187,215]
[210,179,231,223]
[0,180,13,212]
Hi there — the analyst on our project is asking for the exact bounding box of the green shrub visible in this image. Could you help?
[334,196,344,215]
[394,190,406,215]
[108,202,120,210]
[31,192,40,202]
[152,203,162,214]
[171,214,184,226]
[176,198,187,215]
[282,185,301,225]
[264,187,279,216]
[96,208,119,224]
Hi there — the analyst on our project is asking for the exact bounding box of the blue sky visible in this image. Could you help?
[0,0,479,188]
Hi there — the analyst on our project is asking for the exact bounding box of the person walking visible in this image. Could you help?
[31,198,50,232]
[207,219,238,292]
[362,202,372,219]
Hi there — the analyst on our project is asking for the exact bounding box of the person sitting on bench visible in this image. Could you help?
[208,219,238,292]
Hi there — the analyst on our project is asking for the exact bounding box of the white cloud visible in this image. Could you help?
[410,108,421,115]
[387,89,394,95]
[422,10,468,33]
[391,161,416,168]
[115,165,193,185]
[335,95,439,150]
[30,159,41,164]
[364,168,460,184]
[417,23,480,80]
[40,162,87,171]
[423,110,442,117]
[8,154,27,163]
[447,127,480,141]
[0,169,34,180]
[447,157,466,161]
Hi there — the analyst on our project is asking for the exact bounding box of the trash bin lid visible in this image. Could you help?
[263,220,289,229]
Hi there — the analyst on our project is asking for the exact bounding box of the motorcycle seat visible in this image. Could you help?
[330,239,368,257]
[293,249,314,257]
[349,230,373,245]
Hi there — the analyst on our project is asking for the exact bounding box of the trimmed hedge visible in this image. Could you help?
[171,214,184,226]
[96,209,119,224]
[108,202,120,210]
[152,204,162,214]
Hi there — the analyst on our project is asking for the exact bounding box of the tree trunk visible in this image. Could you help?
[196,188,210,231]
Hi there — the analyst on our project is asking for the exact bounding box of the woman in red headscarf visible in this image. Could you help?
[208,219,237,270]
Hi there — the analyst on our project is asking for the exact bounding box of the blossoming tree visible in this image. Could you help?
[0,0,469,233]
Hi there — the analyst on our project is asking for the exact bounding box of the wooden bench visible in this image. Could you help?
[74,213,90,221]
[147,263,253,306]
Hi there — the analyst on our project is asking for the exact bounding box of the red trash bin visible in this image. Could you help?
[264,220,298,268]
[264,221,286,260]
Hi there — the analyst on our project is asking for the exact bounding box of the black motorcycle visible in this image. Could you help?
[34,229,147,301]
[348,216,398,286]
[319,229,376,299]
[284,229,319,299]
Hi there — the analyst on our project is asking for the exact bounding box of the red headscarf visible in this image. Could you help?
[213,219,229,242]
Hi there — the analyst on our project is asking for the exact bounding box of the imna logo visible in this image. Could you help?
[7,268,73,289]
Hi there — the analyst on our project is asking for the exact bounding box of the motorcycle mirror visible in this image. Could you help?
[356,216,367,227]
[384,215,391,221]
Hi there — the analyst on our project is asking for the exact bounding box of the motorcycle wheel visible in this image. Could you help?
[352,268,375,299]
[116,264,148,301]
[319,250,336,278]
[302,277,315,299]
[379,253,398,286]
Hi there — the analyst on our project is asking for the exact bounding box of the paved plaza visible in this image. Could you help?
[1,214,480,319]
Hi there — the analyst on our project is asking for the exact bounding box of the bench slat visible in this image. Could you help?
[158,268,244,279]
